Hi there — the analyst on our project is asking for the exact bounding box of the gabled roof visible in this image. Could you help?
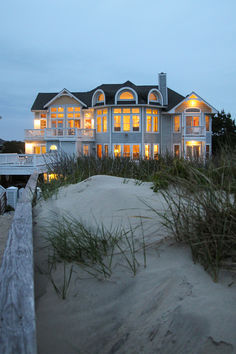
[167,91,218,114]
[31,81,185,111]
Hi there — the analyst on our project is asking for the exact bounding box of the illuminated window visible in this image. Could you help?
[41,113,46,118]
[51,114,56,118]
[58,107,64,112]
[119,91,134,100]
[133,145,140,160]
[34,146,41,154]
[74,120,80,128]
[68,107,73,112]
[40,120,46,129]
[147,116,152,132]
[146,109,159,133]
[153,145,159,160]
[132,116,139,132]
[84,119,91,129]
[186,116,199,127]
[205,115,210,131]
[123,145,130,158]
[75,107,80,112]
[97,116,102,133]
[68,113,73,118]
[42,146,46,154]
[114,108,121,113]
[74,113,80,118]
[123,108,130,113]
[114,116,121,131]
[132,108,140,113]
[97,144,102,158]
[50,145,57,151]
[83,145,89,156]
[174,116,180,132]
[103,109,107,114]
[58,114,64,118]
[103,116,107,132]
[145,144,150,159]
[98,93,104,102]
[114,145,121,157]
[104,145,109,157]
[123,116,130,131]
[51,108,57,112]
[174,145,180,157]
[149,93,157,101]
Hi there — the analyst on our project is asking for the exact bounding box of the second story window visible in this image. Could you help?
[96,109,107,133]
[205,115,210,131]
[113,108,140,132]
[174,115,180,132]
[146,109,158,132]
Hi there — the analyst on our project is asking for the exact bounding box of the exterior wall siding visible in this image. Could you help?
[161,115,172,154]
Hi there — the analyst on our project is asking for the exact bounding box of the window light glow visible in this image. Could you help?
[34,119,40,129]
[149,93,158,101]
[98,93,104,102]
[50,145,58,151]
[119,91,134,100]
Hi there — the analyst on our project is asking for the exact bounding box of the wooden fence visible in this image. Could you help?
[0,172,38,354]
[0,186,6,214]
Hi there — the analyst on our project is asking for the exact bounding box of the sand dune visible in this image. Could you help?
[33,175,236,354]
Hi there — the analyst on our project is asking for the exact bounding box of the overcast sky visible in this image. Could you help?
[0,0,236,140]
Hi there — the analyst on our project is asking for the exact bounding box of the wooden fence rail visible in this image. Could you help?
[0,172,38,354]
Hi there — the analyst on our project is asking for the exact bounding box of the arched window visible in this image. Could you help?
[147,89,163,105]
[149,93,158,101]
[92,90,106,106]
[98,93,104,102]
[119,91,135,100]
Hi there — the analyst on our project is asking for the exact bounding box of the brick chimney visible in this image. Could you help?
[158,72,168,105]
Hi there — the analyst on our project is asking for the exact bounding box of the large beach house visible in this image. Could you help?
[25,73,217,159]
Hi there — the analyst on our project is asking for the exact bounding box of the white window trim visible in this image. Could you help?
[147,89,163,105]
[115,87,138,104]
[173,144,181,157]
[153,144,159,159]
[96,109,108,133]
[112,143,141,159]
[112,108,141,133]
[92,89,106,107]
[146,109,159,133]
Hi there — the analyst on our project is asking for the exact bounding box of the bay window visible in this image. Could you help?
[113,108,140,132]
[96,109,108,133]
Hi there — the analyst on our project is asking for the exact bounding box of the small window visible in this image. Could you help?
[41,146,46,154]
[205,115,210,131]
[114,116,121,131]
[147,116,152,132]
[104,145,109,157]
[98,93,104,102]
[40,120,46,129]
[97,116,102,133]
[83,145,89,156]
[133,145,140,160]
[58,107,64,112]
[123,145,130,158]
[132,115,139,132]
[149,93,157,101]
[97,144,102,158]
[114,145,121,157]
[153,144,159,160]
[41,113,46,118]
[174,145,180,157]
[174,116,180,132]
[119,91,134,100]
[103,116,107,132]
[145,144,150,159]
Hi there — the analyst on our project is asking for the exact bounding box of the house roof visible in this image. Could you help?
[31,81,185,111]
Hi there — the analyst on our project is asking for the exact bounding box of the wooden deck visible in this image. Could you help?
[0,153,48,175]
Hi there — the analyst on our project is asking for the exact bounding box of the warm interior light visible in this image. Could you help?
[25,143,33,154]
[190,100,196,107]
[50,145,58,151]
[119,91,134,100]
[34,119,40,129]
[186,141,200,146]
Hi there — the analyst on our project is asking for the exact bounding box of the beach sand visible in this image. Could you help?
[0,212,14,266]
[34,175,236,354]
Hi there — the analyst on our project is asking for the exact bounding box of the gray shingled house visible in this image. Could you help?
[25,73,217,159]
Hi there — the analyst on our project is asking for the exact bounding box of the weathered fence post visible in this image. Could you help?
[0,172,38,354]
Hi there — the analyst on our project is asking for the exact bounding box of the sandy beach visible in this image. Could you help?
[0,212,14,267]
[34,175,236,354]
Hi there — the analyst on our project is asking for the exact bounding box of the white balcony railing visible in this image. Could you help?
[184,126,205,136]
[25,128,96,140]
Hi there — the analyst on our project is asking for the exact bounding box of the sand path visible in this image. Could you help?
[34,176,236,354]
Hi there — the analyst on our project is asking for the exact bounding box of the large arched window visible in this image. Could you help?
[115,87,138,104]
[92,89,106,106]
[147,89,163,105]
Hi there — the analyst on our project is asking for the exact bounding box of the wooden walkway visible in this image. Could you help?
[0,172,38,354]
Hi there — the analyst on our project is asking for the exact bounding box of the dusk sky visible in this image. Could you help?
[0,0,236,140]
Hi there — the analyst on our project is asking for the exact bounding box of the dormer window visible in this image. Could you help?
[92,90,106,106]
[149,93,158,101]
[147,89,163,105]
[119,91,135,100]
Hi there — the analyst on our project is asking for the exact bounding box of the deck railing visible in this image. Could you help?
[0,186,6,215]
[25,128,96,140]
[0,172,38,353]
[0,153,46,166]
[184,126,205,135]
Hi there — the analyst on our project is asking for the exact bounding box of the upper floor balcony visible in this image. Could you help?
[182,126,206,136]
[25,128,96,141]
